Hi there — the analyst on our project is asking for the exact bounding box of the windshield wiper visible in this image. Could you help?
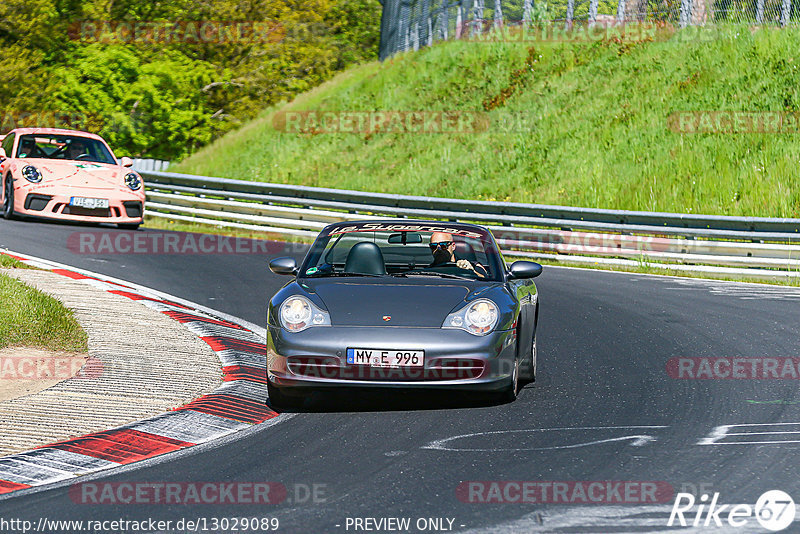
[393,271,473,280]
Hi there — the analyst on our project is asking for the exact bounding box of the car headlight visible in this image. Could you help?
[124,172,142,191]
[443,299,499,336]
[279,296,330,332]
[21,165,42,183]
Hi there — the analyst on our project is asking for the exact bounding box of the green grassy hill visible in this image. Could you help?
[173,26,800,217]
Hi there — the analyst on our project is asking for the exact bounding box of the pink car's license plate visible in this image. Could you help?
[70,197,109,209]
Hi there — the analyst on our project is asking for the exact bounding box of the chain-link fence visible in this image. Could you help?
[379,0,799,58]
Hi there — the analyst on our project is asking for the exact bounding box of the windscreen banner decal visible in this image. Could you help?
[329,222,484,240]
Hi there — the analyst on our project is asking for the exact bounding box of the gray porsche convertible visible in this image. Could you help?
[266,220,541,407]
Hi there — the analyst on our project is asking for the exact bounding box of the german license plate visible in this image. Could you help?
[347,348,424,368]
[70,197,109,209]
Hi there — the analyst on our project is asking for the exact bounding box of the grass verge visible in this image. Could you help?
[0,272,88,352]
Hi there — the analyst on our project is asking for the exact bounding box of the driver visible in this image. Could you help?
[429,232,487,277]
[67,139,87,160]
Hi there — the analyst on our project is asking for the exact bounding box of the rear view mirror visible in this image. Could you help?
[0,148,6,161]
[388,232,423,244]
[508,261,543,279]
[269,257,298,275]
[120,157,133,168]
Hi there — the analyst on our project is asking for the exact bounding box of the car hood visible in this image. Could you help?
[24,160,123,190]
[302,278,480,327]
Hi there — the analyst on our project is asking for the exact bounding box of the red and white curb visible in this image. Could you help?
[0,250,278,496]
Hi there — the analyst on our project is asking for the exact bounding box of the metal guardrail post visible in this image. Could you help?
[756,0,765,23]
[589,0,599,24]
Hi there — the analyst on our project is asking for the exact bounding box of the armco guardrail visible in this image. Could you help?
[140,170,800,280]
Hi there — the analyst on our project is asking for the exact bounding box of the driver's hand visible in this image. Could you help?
[456,259,473,271]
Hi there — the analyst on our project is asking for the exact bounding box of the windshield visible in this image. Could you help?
[300,223,504,281]
[15,134,116,165]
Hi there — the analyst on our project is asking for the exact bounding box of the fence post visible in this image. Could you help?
[442,0,450,39]
[756,0,765,23]
[679,0,692,26]
[523,0,533,23]
[616,0,625,23]
[566,0,575,28]
[494,0,504,26]
[473,0,484,36]
[399,0,410,51]
[589,0,599,24]
[780,0,791,25]
[422,0,432,45]
[456,4,463,37]
[378,0,398,59]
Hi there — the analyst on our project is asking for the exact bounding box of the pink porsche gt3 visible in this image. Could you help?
[0,128,145,229]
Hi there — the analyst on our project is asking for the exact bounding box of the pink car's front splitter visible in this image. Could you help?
[0,252,278,497]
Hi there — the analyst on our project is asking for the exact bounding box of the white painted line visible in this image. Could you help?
[699,423,800,445]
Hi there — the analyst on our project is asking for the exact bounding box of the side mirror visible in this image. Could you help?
[269,257,298,275]
[0,148,6,161]
[120,157,133,168]
[508,261,542,279]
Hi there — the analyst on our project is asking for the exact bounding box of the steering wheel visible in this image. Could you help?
[74,153,92,161]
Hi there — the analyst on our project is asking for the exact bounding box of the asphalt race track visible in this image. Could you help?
[2,218,800,533]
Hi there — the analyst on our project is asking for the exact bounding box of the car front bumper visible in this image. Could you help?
[14,184,144,224]
[267,324,518,392]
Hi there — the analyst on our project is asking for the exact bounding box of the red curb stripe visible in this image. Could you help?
[201,336,265,354]
[0,479,31,494]
[177,396,278,424]
[51,269,94,280]
[107,290,192,309]
[222,365,268,384]
[46,429,194,465]
[162,310,245,330]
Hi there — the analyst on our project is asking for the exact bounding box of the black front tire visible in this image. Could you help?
[267,380,305,409]
[3,176,15,220]
[520,337,537,382]
[498,356,520,403]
